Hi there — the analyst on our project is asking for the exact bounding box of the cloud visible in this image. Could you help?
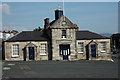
[1,21,29,31]
[0,26,28,32]
[0,3,11,15]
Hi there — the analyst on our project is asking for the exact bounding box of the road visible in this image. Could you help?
[0,49,119,79]
[2,60,118,79]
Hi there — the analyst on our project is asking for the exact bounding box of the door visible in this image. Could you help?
[91,44,96,58]
[60,44,70,60]
[29,47,34,60]
[63,49,69,60]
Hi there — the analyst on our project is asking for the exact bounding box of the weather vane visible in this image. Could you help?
[57,0,65,20]
[58,4,62,10]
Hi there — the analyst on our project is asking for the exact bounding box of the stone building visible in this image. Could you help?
[2,9,111,61]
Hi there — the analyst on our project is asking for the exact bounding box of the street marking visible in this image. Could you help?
[3,67,11,70]
[19,65,31,70]
[7,63,15,66]
[24,71,38,76]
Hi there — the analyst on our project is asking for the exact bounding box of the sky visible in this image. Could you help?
[1,2,118,34]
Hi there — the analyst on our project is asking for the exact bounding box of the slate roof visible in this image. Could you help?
[5,30,110,42]
[50,20,56,26]
[76,30,110,40]
[6,31,48,42]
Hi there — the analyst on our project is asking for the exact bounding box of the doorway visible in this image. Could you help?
[59,44,70,60]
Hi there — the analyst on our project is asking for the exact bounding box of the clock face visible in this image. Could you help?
[61,21,67,26]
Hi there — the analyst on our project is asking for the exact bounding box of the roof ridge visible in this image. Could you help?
[78,30,90,32]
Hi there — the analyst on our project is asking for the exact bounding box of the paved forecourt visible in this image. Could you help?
[2,60,118,78]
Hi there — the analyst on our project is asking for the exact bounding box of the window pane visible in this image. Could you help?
[78,42,84,53]
[101,42,106,52]
[62,30,66,38]
[12,44,19,56]
[40,43,47,55]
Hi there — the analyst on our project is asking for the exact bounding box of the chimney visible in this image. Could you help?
[55,9,63,20]
[44,18,49,29]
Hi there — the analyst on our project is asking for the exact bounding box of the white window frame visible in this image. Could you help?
[78,42,84,53]
[100,41,106,52]
[40,43,47,55]
[12,44,19,57]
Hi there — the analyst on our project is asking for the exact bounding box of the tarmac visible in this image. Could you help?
[2,60,118,79]
[0,49,119,79]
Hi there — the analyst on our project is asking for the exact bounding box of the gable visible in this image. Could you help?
[49,15,78,29]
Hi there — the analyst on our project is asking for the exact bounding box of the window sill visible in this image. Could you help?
[101,51,106,53]
[11,55,19,58]
[61,38,66,39]
[40,54,47,56]
[78,52,84,53]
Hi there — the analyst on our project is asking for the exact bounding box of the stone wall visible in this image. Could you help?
[51,28,77,60]
[76,39,111,60]
[4,41,48,61]
[4,38,111,61]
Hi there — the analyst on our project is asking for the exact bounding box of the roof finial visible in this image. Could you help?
[62,0,65,21]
